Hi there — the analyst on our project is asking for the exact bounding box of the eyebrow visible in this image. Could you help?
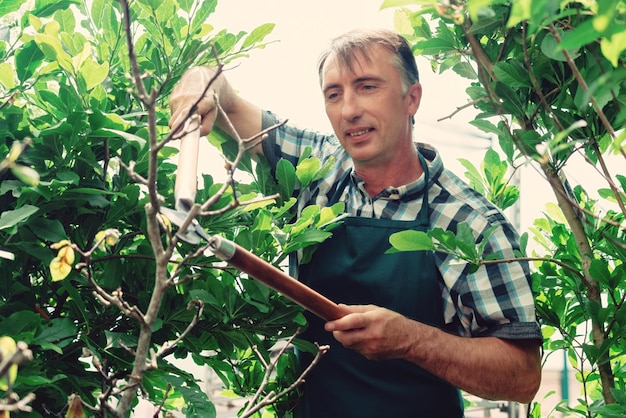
[322,76,386,96]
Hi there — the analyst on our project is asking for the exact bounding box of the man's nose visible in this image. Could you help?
[341,90,362,121]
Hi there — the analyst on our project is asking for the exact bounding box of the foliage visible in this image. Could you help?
[0,0,337,416]
[385,0,626,416]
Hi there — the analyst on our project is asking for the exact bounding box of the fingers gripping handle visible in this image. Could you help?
[174,115,201,211]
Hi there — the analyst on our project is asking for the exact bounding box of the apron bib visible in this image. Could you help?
[295,153,464,418]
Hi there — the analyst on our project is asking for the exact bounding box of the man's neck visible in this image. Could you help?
[354,148,423,197]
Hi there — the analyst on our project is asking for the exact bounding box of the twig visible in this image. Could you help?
[167,243,211,285]
[547,24,616,140]
[0,393,36,413]
[156,58,225,153]
[83,261,146,324]
[436,97,488,122]
[153,300,204,359]
[0,90,19,111]
[480,256,584,279]
[0,341,32,379]
[153,383,172,418]
[241,332,329,417]
[118,159,149,185]
[201,193,280,217]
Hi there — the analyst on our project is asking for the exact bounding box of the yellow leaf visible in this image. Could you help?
[104,229,120,246]
[0,336,18,391]
[7,141,21,162]
[50,257,72,282]
[95,229,120,251]
[50,239,71,250]
[58,245,75,265]
[95,230,106,251]
[65,394,86,418]
[11,164,40,187]
[159,214,172,233]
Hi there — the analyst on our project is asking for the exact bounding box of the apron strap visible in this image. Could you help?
[417,151,430,224]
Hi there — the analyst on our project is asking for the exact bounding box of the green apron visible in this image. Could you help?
[295,153,464,418]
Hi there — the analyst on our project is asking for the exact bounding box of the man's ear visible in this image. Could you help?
[406,82,422,116]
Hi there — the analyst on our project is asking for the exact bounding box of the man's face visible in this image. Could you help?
[321,46,422,169]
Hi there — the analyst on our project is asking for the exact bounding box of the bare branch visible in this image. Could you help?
[237,330,329,417]
[118,159,149,185]
[153,383,172,418]
[436,97,488,122]
[241,340,330,418]
[153,300,204,359]
[201,193,280,217]
[0,392,36,413]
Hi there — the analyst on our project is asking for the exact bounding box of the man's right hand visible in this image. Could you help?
[169,66,220,136]
[168,66,264,149]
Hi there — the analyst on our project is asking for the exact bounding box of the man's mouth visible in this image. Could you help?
[347,128,373,137]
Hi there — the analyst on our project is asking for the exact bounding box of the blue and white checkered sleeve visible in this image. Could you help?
[260,110,332,169]
[438,210,541,341]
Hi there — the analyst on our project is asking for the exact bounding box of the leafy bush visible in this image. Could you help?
[0,0,340,416]
[386,0,626,416]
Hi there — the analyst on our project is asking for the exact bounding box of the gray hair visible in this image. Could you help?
[317,28,420,94]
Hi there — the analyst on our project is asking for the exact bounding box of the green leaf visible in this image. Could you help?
[600,30,626,67]
[34,33,74,73]
[459,158,485,195]
[26,217,66,242]
[0,63,15,89]
[0,312,40,340]
[452,61,477,80]
[14,40,45,82]
[388,230,434,252]
[17,374,57,387]
[558,19,602,51]
[0,205,39,231]
[33,0,80,17]
[414,37,456,55]
[469,119,500,136]
[79,58,109,91]
[288,229,332,248]
[455,222,477,259]
[178,384,217,417]
[90,128,147,151]
[316,203,345,229]
[541,32,580,62]
[242,23,275,49]
[430,227,457,250]
[379,0,425,9]
[312,156,335,182]
[275,158,296,200]
[295,158,321,187]
[0,0,28,14]
[53,7,76,33]
[190,0,218,34]
[589,259,612,288]
[493,61,532,88]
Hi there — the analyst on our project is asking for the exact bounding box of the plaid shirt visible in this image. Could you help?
[262,111,541,341]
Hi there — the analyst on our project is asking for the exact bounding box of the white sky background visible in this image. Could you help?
[206,0,621,233]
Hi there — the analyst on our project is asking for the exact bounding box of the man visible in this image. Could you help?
[170,28,542,417]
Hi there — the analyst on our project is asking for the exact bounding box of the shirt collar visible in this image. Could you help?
[348,143,444,200]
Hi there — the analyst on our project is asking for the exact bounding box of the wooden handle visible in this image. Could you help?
[209,236,349,321]
[174,115,201,211]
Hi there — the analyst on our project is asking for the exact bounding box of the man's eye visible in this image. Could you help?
[327,92,339,100]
